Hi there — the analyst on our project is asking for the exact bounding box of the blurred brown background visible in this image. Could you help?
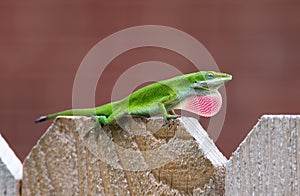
[1,0,300,161]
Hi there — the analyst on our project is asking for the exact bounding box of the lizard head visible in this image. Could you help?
[188,71,232,93]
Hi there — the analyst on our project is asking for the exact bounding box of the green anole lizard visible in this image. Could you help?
[36,71,232,127]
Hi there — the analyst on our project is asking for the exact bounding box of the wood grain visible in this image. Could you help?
[225,115,300,195]
[22,116,226,195]
[0,134,22,196]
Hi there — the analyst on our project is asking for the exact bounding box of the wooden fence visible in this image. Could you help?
[0,115,299,195]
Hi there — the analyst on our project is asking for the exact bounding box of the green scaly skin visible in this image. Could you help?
[36,71,232,126]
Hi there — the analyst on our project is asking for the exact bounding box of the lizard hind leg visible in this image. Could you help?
[84,111,123,140]
[84,113,119,139]
[97,115,110,125]
[84,115,109,140]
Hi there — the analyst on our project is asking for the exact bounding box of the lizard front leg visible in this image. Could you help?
[169,109,176,115]
[157,103,179,123]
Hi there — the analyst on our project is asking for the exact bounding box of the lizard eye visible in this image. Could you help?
[194,81,198,84]
[205,73,214,80]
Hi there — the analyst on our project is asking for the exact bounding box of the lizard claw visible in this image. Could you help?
[166,114,179,119]
[164,114,180,124]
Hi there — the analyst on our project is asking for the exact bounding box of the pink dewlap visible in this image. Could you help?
[174,91,222,117]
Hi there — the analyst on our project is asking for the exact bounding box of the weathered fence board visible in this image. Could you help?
[225,115,300,195]
[0,134,22,196]
[22,116,227,195]
[2,115,300,195]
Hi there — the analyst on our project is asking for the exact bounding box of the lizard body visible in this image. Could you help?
[36,71,232,125]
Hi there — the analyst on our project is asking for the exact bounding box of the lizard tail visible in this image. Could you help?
[35,102,114,123]
[35,108,97,123]
[35,115,48,123]
[35,109,76,123]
